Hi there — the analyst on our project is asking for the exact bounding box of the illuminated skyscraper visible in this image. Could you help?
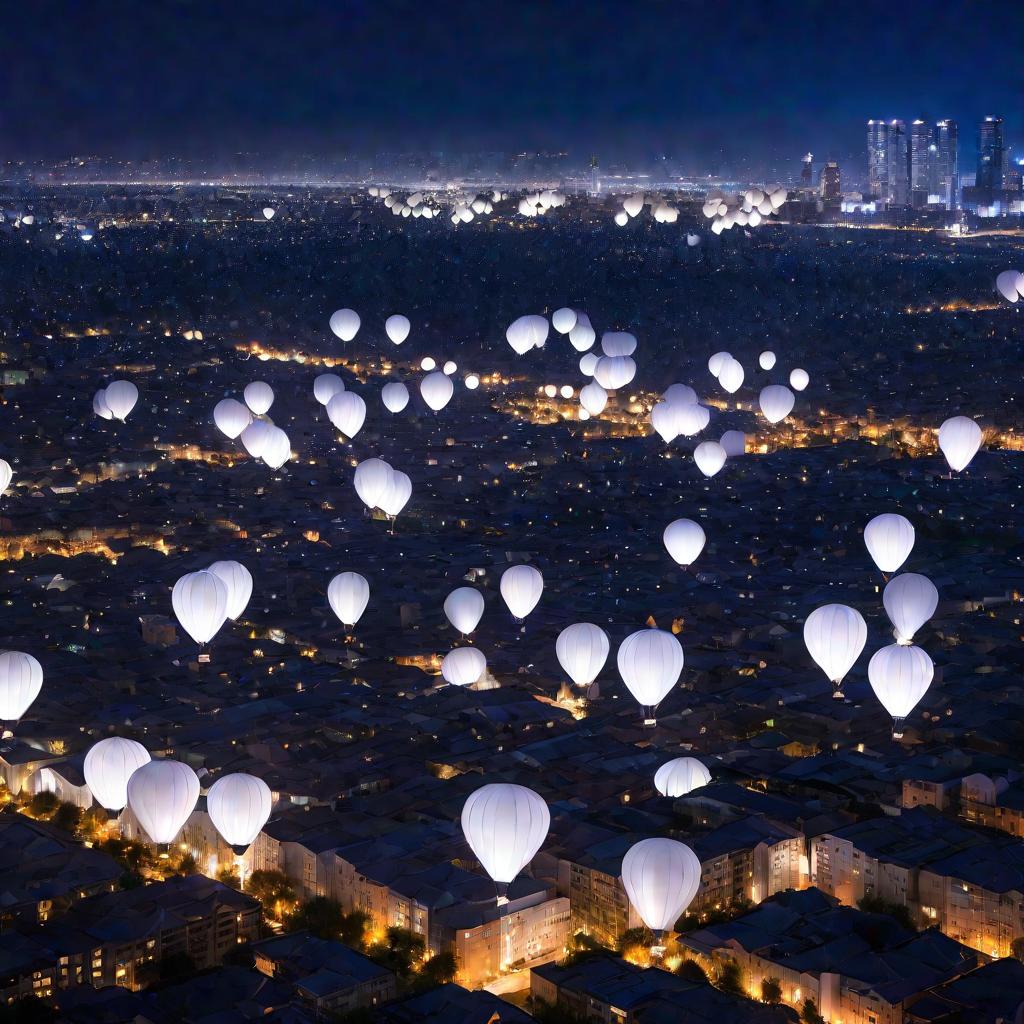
[977,116,1005,190]
[910,120,933,208]
[933,120,958,209]
[801,153,813,187]
[866,119,909,207]
[820,161,841,200]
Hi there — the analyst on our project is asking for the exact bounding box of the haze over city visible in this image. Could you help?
[0,4,1023,1024]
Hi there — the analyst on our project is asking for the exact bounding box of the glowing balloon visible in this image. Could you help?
[420,371,454,411]
[104,380,139,421]
[0,651,43,722]
[313,374,345,406]
[720,430,746,457]
[207,561,253,621]
[444,587,485,635]
[506,315,549,355]
[441,647,486,687]
[354,458,394,510]
[84,737,151,814]
[261,426,291,469]
[580,382,608,416]
[207,773,273,853]
[240,420,273,458]
[243,382,274,416]
[172,570,229,645]
[328,571,369,628]
[864,513,915,574]
[329,308,361,342]
[381,382,410,413]
[883,573,938,644]
[759,351,777,370]
[127,759,200,846]
[385,314,411,345]
[708,352,731,377]
[803,604,866,695]
[663,519,706,567]
[0,460,11,497]
[461,783,550,887]
[601,332,638,357]
[938,416,982,472]
[654,757,711,797]
[94,389,113,420]
[214,398,251,439]
[868,644,934,737]
[569,314,596,352]
[790,368,809,391]
[759,385,795,424]
[380,470,412,518]
[663,384,697,406]
[594,356,636,390]
[617,629,683,722]
[693,441,727,478]
[327,391,366,438]
[552,308,578,334]
[262,207,275,220]
[556,622,609,688]
[718,358,744,394]
[621,838,701,935]
[500,564,543,621]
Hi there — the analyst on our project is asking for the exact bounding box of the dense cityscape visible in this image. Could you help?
[1,3,1023,1023]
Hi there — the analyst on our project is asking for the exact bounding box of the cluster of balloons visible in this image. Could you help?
[803,513,937,736]
[518,190,567,218]
[702,185,787,234]
[93,380,139,422]
[613,193,679,226]
[84,737,272,854]
[172,561,252,646]
[354,458,412,520]
[214,383,291,469]
[995,269,1024,303]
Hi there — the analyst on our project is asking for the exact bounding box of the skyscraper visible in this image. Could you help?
[910,120,933,208]
[977,116,1005,190]
[820,161,841,200]
[866,119,909,207]
[801,153,813,187]
[934,120,958,209]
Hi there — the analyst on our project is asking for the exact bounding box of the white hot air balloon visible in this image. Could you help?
[579,352,600,376]
[329,308,361,342]
[621,838,701,940]
[420,371,454,412]
[0,651,43,723]
[261,426,291,469]
[650,403,681,444]
[207,561,253,621]
[883,573,938,645]
[759,385,795,424]
[938,416,982,473]
[380,470,412,519]
[995,270,1022,303]
[243,381,274,416]
[718,357,744,394]
[614,210,629,227]
[385,314,411,345]
[693,441,727,478]
[868,644,934,737]
[663,519,706,567]
[262,207,275,220]
[328,571,369,628]
[790,368,809,391]
[506,315,549,355]
[127,759,200,848]
[442,360,457,376]
[214,398,252,439]
[569,314,596,352]
[84,737,151,816]
[654,757,711,798]
[617,629,684,725]
[313,373,345,406]
[444,587,485,636]
[240,419,273,458]
[601,332,638,357]
[594,355,636,391]
[326,391,367,438]
[552,308,578,335]
[623,193,644,218]
[803,604,867,698]
[206,773,273,853]
[676,404,710,437]
[663,383,697,406]
[720,430,746,457]
[758,350,777,370]
[381,382,410,413]
[172,570,229,646]
[500,564,543,621]
[464,374,480,390]
[441,647,486,687]
[93,389,114,420]
[556,622,609,688]
[864,513,915,575]
[104,380,139,421]
[579,382,608,416]
[461,783,550,894]
[354,458,394,511]
[0,459,11,497]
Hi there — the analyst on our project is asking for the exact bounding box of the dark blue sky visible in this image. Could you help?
[3,0,1022,167]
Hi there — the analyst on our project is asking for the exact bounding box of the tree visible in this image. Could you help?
[246,870,296,921]
[368,927,425,976]
[413,949,457,990]
[291,897,345,941]
[164,851,198,877]
[99,836,154,878]
[339,909,369,948]
[216,865,242,889]
[857,894,917,932]
[717,960,743,995]
[79,805,110,839]
[616,926,654,954]
[762,976,782,1004]
[562,930,608,966]
[28,791,59,818]
[801,998,825,1024]
[675,958,707,983]
[52,801,83,834]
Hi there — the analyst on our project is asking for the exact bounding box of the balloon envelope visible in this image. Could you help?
[172,570,229,645]
[617,629,683,712]
[790,368,809,391]
[328,571,370,627]
[864,513,915,574]
[313,374,345,406]
[938,416,982,472]
[207,560,253,620]
[883,573,938,644]
[654,757,711,797]
[759,385,795,424]
[104,380,139,421]
[84,737,151,814]
[441,647,486,687]
[330,308,361,342]
[382,382,410,413]
[868,644,934,732]
[243,381,274,415]
[207,773,273,851]
[214,398,252,439]
[621,837,702,934]
[461,783,550,885]
[385,314,411,345]
[0,651,43,721]
[552,308,578,335]
[500,564,543,620]
[327,391,367,438]
[803,604,867,687]
[693,441,727,478]
[420,371,454,411]
[663,519,706,566]
[444,587,485,635]
[556,622,609,687]
[127,759,200,845]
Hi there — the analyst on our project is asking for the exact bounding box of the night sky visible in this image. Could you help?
[4,0,1022,167]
